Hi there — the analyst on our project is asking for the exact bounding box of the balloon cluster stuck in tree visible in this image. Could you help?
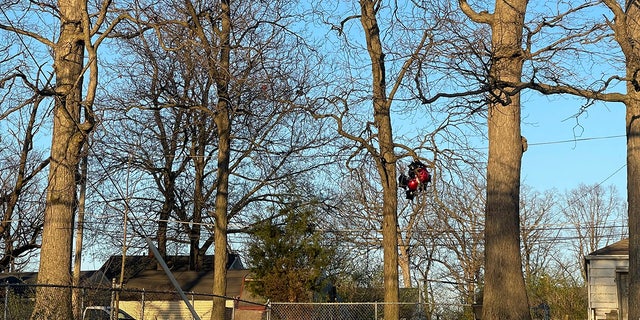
[398,160,431,200]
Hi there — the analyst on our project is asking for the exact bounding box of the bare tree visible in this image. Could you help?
[31,0,97,314]
[0,0,123,317]
[330,162,430,290]
[430,172,485,319]
[0,85,49,272]
[310,1,434,317]
[308,2,493,317]
[459,0,531,318]
[561,183,626,279]
[91,2,336,319]
[520,186,562,281]
[492,1,640,317]
[551,3,640,317]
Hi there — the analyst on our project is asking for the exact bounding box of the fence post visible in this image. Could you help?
[144,237,200,320]
[190,293,195,320]
[4,285,8,320]
[266,301,271,320]
[374,302,378,320]
[81,288,85,319]
[141,289,145,320]
[111,278,117,320]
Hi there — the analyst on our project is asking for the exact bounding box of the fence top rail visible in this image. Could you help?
[0,282,268,308]
[269,302,429,306]
[268,302,474,307]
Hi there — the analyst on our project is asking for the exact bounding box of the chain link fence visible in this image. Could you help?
[0,283,34,320]
[0,282,484,320]
[0,282,263,320]
[266,302,437,320]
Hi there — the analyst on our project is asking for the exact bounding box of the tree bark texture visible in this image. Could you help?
[211,0,232,319]
[360,1,400,319]
[624,2,640,319]
[211,113,230,320]
[31,0,89,318]
[626,76,640,320]
[72,153,88,320]
[483,0,531,319]
[398,239,413,288]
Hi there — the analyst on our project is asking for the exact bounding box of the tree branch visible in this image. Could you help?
[0,24,55,47]
[458,0,493,25]
[508,80,627,104]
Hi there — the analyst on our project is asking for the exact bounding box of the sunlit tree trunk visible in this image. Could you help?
[459,0,531,319]
[190,121,206,270]
[483,0,531,319]
[398,240,412,288]
[599,1,640,318]
[360,1,400,319]
[627,77,640,320]
[31,0,89,317]
[211,0,232,318]
[211,110,230,320]
[625,3,640,317]
[72,153,88,320]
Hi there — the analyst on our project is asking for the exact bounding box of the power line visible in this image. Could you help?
[146,133,626,159]
[527,134,625,147]
[0,6,46,76]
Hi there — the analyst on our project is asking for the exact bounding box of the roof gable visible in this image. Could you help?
[90,254,247,298]
[123,269,250,298]
[587,238,629,257]
[97,253,243,281]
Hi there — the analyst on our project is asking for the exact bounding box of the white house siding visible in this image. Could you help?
[585,256,628,320]
[118,300,223,320]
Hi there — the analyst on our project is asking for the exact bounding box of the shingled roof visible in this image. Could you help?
[95,253,243,283]
[587,238,629,257]
[88,253,248,300]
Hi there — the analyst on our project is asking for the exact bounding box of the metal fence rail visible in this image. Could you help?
[0,283,475,320]
[0,283,262,320]
[267,302,430,320]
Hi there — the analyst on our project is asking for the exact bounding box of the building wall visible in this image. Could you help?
[586,257,628,320]
[118,299,264,320]
[119,300,219,320]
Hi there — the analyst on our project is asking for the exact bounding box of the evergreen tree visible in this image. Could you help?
[247,205,334,302]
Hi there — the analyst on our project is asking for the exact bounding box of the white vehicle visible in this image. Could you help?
[83,306,135,320]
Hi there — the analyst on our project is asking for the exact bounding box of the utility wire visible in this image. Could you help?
[0,6,47,79]
[527,134,625,147]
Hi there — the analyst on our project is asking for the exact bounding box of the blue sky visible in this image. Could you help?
[520,93,626,193]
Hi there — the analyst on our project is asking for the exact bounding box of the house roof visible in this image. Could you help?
[0,255,254,301]
[91,253,248,300]
[123,269,250,297]
[587,238,629,257]
[93,253,243,284]
[0,270,101,285]
[0,272,38,284]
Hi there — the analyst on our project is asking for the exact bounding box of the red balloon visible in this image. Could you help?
[416,168,430,183]
[407,178,419,191]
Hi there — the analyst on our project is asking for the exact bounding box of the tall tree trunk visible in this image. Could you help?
[72,152,88,320]
[626,3,640,317]
[360,1,400,319]
[190,118,206,271]
[211,110,230,320]
[190,164,204,271]
[398,240,412,288]
[31,0,89,317]
[156,194,170,266]
[627,73,640,320]
[211,0,232,319]
[483,0,530,319]
[598,1,640,318]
